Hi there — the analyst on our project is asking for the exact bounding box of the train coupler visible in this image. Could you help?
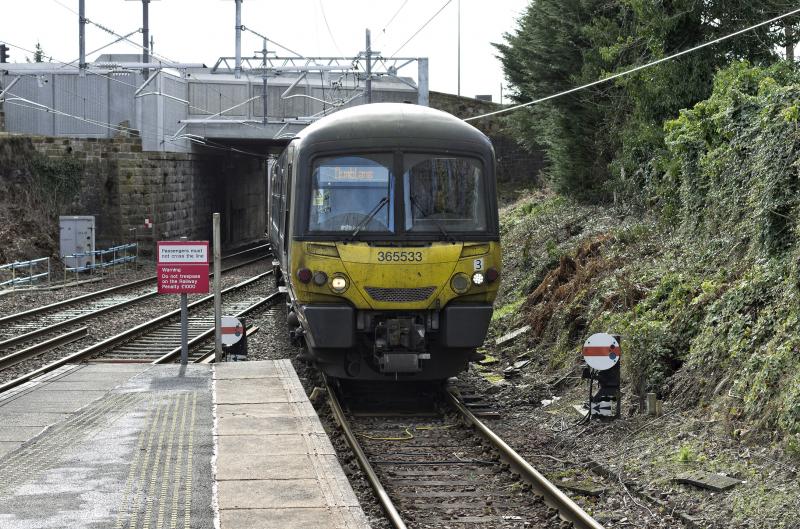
[373,317,428,373]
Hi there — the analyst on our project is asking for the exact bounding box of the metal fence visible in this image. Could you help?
[0,244,140,289]
[63,243,139,278]
[0,257,52,288]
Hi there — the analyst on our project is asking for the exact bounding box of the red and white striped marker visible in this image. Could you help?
[582,333,620,371]
[221,316,244,347]
[144,218,153,229]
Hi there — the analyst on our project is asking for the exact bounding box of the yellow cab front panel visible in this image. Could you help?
[283,240,499,380]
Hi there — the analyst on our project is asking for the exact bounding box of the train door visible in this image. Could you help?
[283,146,293,256]
[270,151,286,254]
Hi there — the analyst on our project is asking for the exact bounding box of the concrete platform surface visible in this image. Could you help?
[214,359,370,529]
[0,359,370,529]
[0,363,214,529]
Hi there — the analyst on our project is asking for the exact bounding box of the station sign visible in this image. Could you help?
[582,332,621,371]
[157,241,209,294]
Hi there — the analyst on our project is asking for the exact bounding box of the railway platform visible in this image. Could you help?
[0,359,369,529]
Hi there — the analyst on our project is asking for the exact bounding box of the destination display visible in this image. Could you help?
[318,165,389,184]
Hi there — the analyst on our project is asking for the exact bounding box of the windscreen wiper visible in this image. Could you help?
[410,195,453,242]
[434,220,454,242]
[350,196,389,239]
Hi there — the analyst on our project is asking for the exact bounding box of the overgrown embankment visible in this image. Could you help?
[0,136,84,262]
[491,62,800,445]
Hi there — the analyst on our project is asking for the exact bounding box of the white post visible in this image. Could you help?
[417,58,429,106]
[213,213,223,362]
[180,236,189,364]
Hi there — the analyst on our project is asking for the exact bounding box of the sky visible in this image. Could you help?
[0,0,530,103]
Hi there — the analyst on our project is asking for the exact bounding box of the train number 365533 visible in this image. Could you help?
[376,251,424,262]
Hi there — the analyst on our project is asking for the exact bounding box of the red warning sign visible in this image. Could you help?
[157,241,209,294]
[582,333,620,371]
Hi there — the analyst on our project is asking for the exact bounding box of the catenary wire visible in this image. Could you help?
[0,40,266,135]
[391,0,453,56]
[45,1,347,121]
[383,0,409,34]
[5,96,267,159]
[318,0,344,56]
[464,6,800,122]
[47,0,260,114]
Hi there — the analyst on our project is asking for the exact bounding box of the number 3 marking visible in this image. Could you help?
[474,258,484,271]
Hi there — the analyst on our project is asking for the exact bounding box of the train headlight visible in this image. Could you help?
[472,272,485,286]
[313,271,328,286]
[330,274,349,293]
[451,273,470,294]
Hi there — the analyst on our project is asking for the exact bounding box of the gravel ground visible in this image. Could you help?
[209,301,755,529]
[21,259,778,529]
[0,243,269,317]
[0,259,271,385]
[464,359,800,529]
[0,262,156,316]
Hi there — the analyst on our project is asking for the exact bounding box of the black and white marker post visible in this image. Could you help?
[581,332,622,420]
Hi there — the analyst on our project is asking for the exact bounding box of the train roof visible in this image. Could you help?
[294,103,491,149]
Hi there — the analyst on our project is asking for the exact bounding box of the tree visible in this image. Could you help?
[28,42,46,63]
[495,0,800,201]
[494,0,628,198]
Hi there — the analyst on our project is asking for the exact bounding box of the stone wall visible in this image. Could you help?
[23,135,265,255]
[429,91,544,184]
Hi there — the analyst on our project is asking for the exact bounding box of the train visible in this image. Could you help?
[268,103,501,380]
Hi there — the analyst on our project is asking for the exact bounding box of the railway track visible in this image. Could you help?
[326,380,604,529]
[0,245,270,366]
[0,271,281,394]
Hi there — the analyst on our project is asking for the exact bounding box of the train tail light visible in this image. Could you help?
[297,268,312,283]
[486,268,499,283]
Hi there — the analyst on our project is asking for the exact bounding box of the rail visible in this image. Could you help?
[0,249,271,350]
[152,290,280,364]
[324,378,408,529]
[445,389,605,529]
[0,271,271,394]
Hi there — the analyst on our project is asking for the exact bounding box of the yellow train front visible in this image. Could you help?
[269,103,501,380]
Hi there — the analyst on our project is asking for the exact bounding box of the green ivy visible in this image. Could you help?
[30,155,83,201]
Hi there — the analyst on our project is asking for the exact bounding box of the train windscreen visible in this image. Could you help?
[403,155,488,233]
[308,154,395,233]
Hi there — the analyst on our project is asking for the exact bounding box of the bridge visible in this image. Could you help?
[0,0,428,251]
[0,53,426,152]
